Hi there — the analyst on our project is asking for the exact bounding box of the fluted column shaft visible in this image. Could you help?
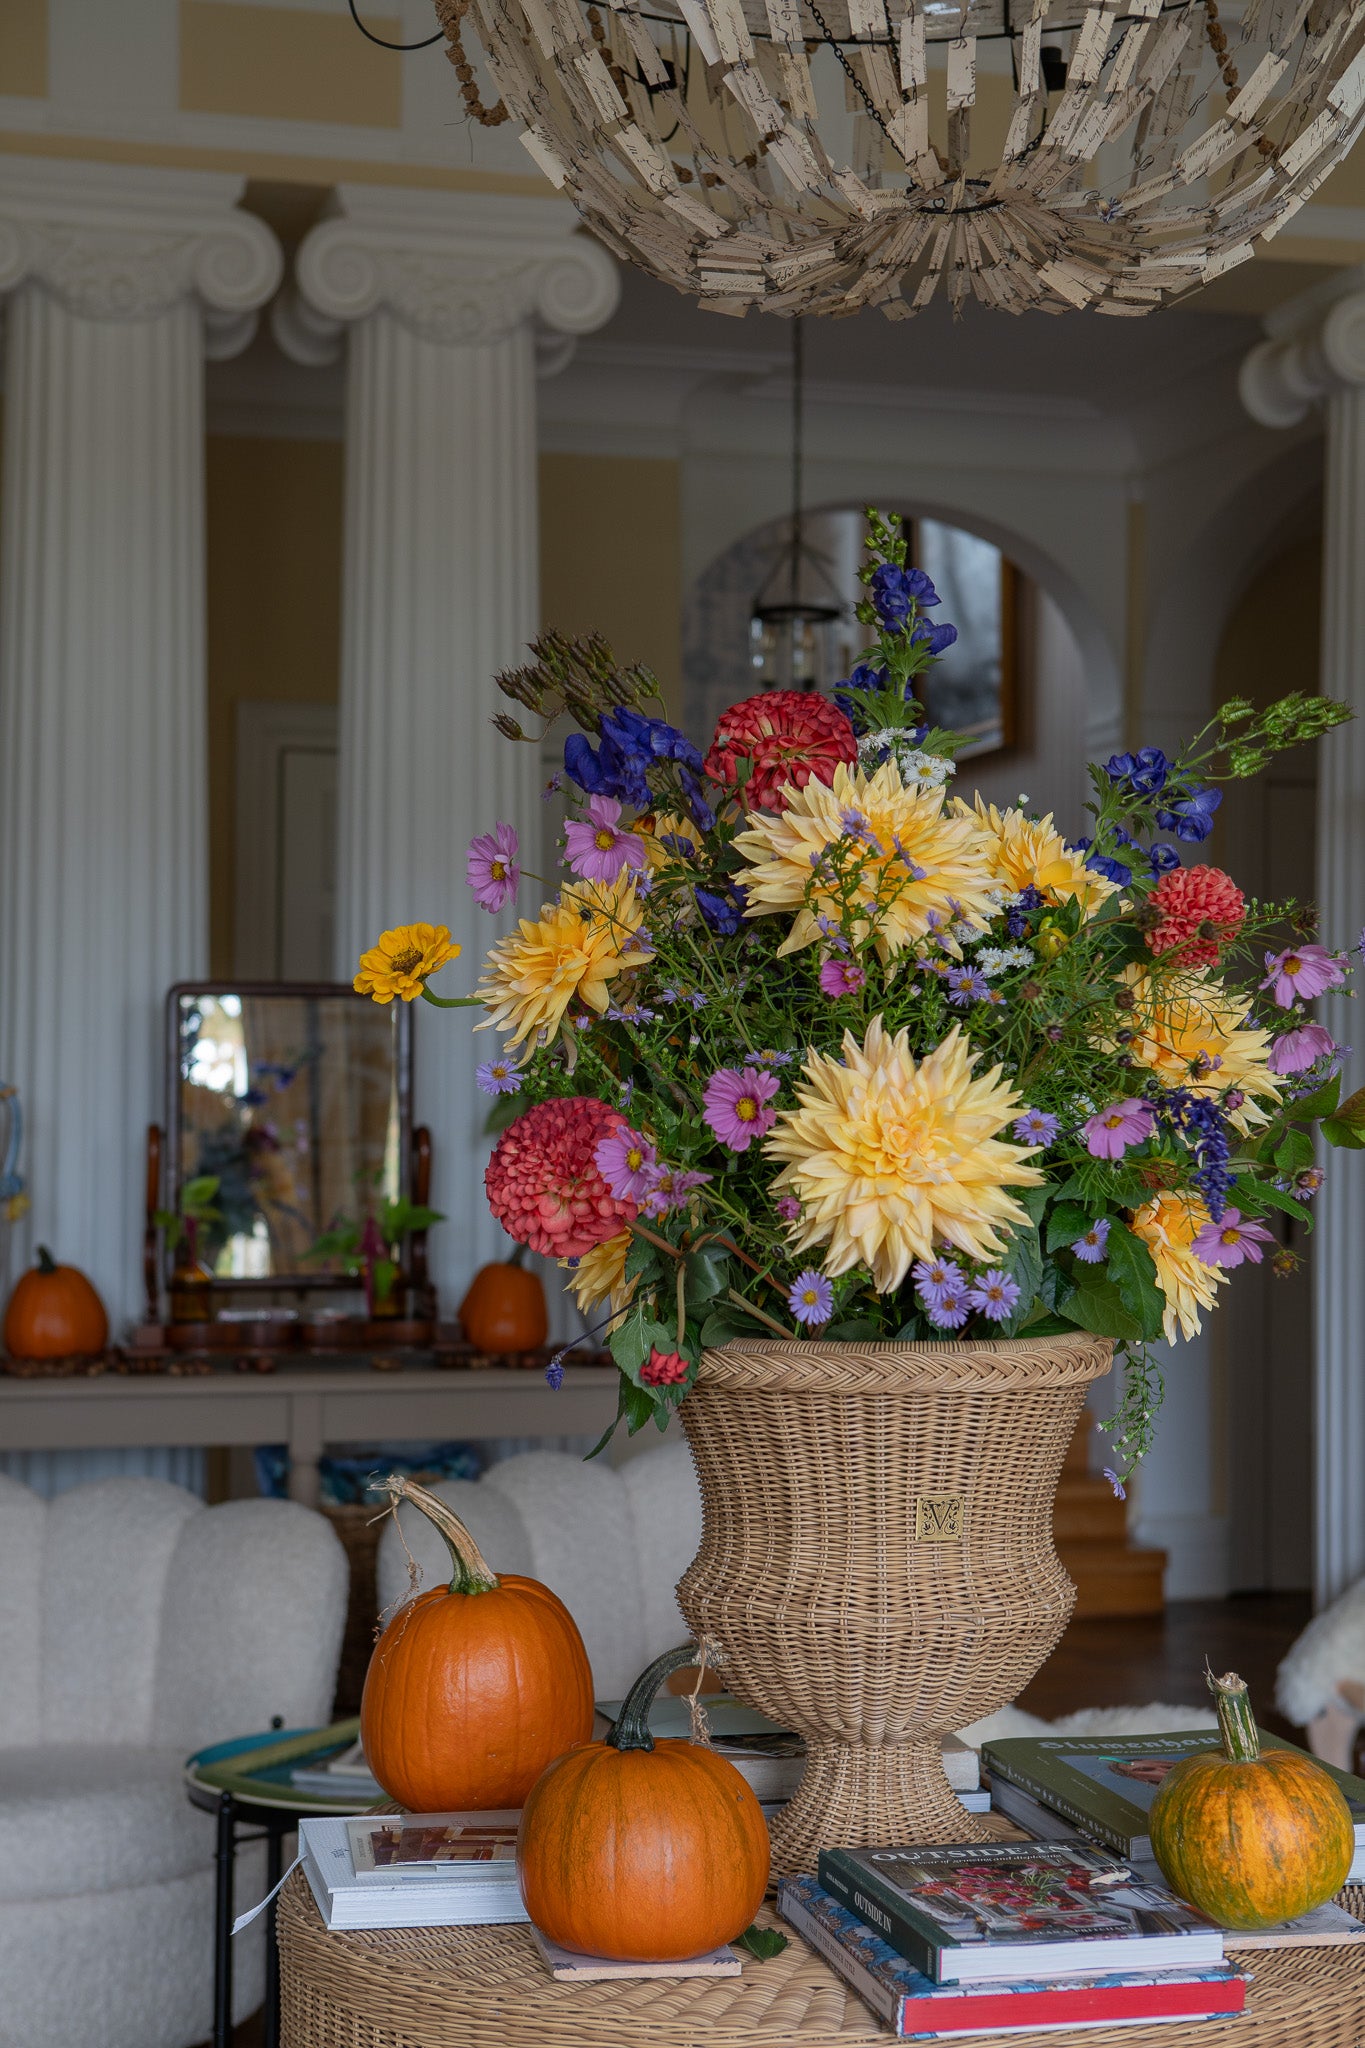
[0,157,280,1331]
[277,186,619,1309]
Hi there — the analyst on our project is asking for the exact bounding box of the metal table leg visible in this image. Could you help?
[263,1818,286,2048]
[213,1792,237,2048]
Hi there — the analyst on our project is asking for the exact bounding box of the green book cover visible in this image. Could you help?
[983,1728,1365,1860]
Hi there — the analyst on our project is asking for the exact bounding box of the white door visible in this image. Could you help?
[235,702,339,981]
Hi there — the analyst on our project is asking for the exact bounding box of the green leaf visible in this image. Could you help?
[1059,1276,1143,1343]
[620,1377,658,1437]
[1017,1309,1077,1337]
[624,1236,659,1282]
[825,1315,883,1341]
[608,1302,654,1377]
[1274,1129,1315,1177]
[1237,1180,1310,1225]
[997,1223,1043,1336]
[1292,1075,1341,1122]
[683,1247,730,1313]
[735,1926,789,1960]
[1046,1202,1091,1253]
[482,1093,524,1136]
[1017,1183,1050,1225]
[699,1307,759,1349]
[1323,1084,1365,1149]
[1102,1220,1166,1343]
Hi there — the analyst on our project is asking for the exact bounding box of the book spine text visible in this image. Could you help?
[984,1760,1134,1857]
[778,1891,900,2029]
[816,1854,936,1978]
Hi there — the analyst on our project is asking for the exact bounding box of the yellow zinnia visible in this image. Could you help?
[562,1228,635,1329]
[734,762,997,962]
[477,878,650,1048]
[354,923,460,1004]
[1130,1191,1227,1343]
[957,796,1116,918]
[1121,965,1280,1131]
[765,1017,1043,1290]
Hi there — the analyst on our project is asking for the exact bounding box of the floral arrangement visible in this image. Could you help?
[355,511,1359,1476]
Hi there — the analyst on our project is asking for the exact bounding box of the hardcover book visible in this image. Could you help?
[817,1841,1223,1985]
[778,1876,1246,2039]
[298,1813,528,1931]
[984,1728,1365,1865]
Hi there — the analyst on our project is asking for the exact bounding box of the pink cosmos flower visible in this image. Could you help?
[1083,1098,1156,1160]
[466,821,520,912]
[1192,1208,1277,1270]
[1261,944,1346,1009]
[819,958,867,999]
[594,1125,658,1202]
[1267,1022,1337,1075]
[702,1065,781,1153]
[564,795,646,885]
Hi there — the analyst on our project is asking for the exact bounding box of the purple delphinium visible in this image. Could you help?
[788,1270,834,1327]
[702,1066,781,1153]
[1155,785,1222,843]
[465,820,520,912]
[946,965,991,1007]
[1083,1099,1156,1160]
[563,794,645,885]
[475,1055,523,1096]
[967,1271,1021,1323]
[695,884,747,935]
[1261,944,1346,1009]
[820,959,867,998]
[1268,1022,1337,1075]
[1192,1208,1276,1270]
[870,562,940,629]
[1012,1108,1059,1147]
[1105,747,1169,797]
[594,1126,658,1203]
[1072,1219,1111,1264]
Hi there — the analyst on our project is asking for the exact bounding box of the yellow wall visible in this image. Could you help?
[0,0,46,98]
[180,0,402,128]
[205,435,345,976]
[538,453,682,716]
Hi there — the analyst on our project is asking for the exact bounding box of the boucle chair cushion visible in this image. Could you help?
[1277,1578,1365,1728]
[377,1443,703,1697]
[0,1747,210,1901]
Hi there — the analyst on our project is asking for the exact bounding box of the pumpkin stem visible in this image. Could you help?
[606,1642,703,1754]
[381,1474,500,1596]
[1207,1665,1261,1764]
[36,1246,56,1275]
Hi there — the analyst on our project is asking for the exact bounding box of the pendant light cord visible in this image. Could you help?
[790,318,803,610]
[347,0,443,52]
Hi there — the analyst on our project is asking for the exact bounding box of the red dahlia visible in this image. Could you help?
[484,1095,636,1259]
[703,690,857,812]
[1144,864,1246,969]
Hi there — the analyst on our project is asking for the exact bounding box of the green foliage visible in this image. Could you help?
[153,1174,222,1252]
[735,1926,789,1960]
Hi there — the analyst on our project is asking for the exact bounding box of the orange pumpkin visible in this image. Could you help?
[361,1476,592,1811]
[1149,1668,1354,1930]
[459,1251,548,1353]
[517,1643,771,1960]
[3,1248,108,1359]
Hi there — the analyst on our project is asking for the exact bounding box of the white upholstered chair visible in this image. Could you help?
[0,1474,347,2048]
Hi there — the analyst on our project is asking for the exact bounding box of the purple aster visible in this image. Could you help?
[788,1270,834,1327]
[640,1164,712,1218]
[1192,1207,1276,1269]
[476,1055,523,1096]
[1268,1022,1337,1075]
[1102,1468,1126,1501]
[594,1126,658,1203]
[967,1270,1021,1323]
[913,1255,963,1313]
[1261,944,1346,1009]
[563,794,646,885]
[701,1066,781,1153]
[1072,1219,1111,1264]
[820,959,867,998]
[1083,1098,1156,1160]
[775,1194,802,1223]
[946,965,991,1006]
[925,1285,971,1331]
[1012,1108,1059,1147]
[605,1003,658,1025]
[465,820,520,912]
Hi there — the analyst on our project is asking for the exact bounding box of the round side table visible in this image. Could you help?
[278,1873,1365,2048]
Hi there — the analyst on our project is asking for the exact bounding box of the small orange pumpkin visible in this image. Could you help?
[361,1476,592,1811]
[517,1643,771,1960]
[3,1247,109,1359]
[1149,1668,1354,1931]
[459,1248,548,1353]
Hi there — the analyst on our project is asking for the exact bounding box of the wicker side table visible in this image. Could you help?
[278,1872,1365,2048]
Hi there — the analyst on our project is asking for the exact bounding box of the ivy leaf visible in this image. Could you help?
[1275,1129,1315,1177]
[735,1925,789,1960]
[1059,1276,1143,1343]
[1103,1220,1166,1343]
[1046,1202,1091,1253]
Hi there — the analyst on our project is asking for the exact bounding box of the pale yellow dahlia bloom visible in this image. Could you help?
[562,1229,635,1330]
[765,1018,1043,1290]
[1129,1191,1227,1343]
[957,796,1116,918]
[354,923,460,1003]
[733,762,997,962]
[639,812,702,868]
[1120,965,1281,1131]
[477,879,650,1048]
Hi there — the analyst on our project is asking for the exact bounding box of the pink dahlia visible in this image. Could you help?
[703,690,856,812]
[1144,864,1245,969]
[485,1096,636,1259]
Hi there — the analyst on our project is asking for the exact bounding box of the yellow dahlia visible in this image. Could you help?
[354,923,460,1003]
[1130,1191,1227,1343]
[734,762,997,962]
[765,1018,1043,1290]
[639,811,702,868]
[1121,965,1281,1130]
[562,1228,635,1330]
[477,879,650,1048]
[956,796,1115,917]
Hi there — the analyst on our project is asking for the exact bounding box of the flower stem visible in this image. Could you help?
[420,987,482,1009]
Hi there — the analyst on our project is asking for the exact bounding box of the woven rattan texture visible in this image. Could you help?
[676,1337,1112,1872]
[278,1875,1365,2048]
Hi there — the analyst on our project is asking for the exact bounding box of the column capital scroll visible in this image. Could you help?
[1240,263,1365,430]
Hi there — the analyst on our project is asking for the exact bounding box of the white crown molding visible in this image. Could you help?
[0,151,280,352]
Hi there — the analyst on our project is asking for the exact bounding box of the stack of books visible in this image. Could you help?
[298,1811,529,1930]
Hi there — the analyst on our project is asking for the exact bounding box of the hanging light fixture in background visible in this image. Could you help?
[749,321,846,692]
[429,0,1365,320]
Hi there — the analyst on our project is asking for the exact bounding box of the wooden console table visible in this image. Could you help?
[0,1365,619,1505]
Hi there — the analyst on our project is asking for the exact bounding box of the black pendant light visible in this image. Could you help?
[749,320,845,694]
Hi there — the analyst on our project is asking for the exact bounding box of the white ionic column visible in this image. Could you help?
[0,157,280,1333]
[1242,269,1365,1604]
[274,189,619,1312]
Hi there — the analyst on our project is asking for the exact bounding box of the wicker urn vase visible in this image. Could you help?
[676,1333,1113,1878]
